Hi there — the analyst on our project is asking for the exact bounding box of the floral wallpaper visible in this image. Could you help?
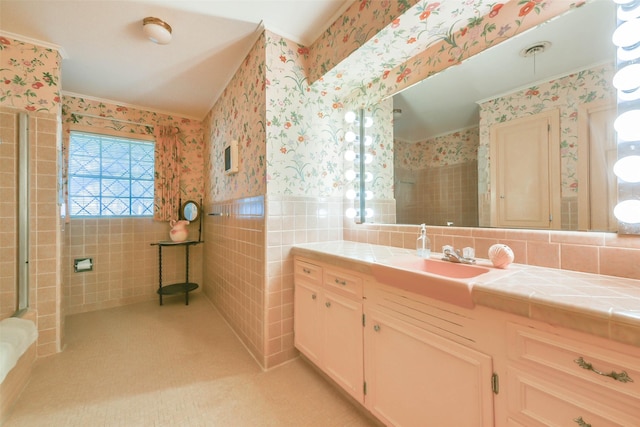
[478,63,615,199]
[308,0,580,108]
[265,30,383,199]
[307,0,419,83]
[204,32,267,204]
[205,0,576,202]
[62,96,205,214]
[395,127,479,170]
[0,35,61,113]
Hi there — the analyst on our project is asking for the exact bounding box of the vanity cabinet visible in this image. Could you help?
[293,258,364,403]
[506,322,640,426]
[364,281,495,427]
[293,251,640,427]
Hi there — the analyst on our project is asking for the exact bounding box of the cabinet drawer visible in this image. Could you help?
[507,366,637,427]
[324,267,362,300]
[507,323,640,400]
[294,259,322,285]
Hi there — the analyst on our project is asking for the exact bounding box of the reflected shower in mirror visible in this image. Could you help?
[385,0,616,231]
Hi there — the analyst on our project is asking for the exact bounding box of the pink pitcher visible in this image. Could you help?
[169,220,189,242]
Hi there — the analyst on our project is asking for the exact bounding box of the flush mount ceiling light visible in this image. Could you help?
[143,17,172,45]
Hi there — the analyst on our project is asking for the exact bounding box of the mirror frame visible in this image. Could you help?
[180,200,199,222]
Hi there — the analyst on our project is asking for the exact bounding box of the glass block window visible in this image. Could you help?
[68,131,155,217]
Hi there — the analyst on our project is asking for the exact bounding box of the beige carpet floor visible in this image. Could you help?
[3,294,378,426]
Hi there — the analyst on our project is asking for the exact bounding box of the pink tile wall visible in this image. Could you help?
[29,112,61,357]
[265,195,343,368]
[203,196,266,366]
[0,108,62,357]
[344,222,640,281]
[63,218,202,315]
[203,195,343,369]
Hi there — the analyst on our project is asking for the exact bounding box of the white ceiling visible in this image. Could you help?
[0,0,354,119]
[393,0,617,142]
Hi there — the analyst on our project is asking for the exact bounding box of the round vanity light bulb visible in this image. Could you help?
[344,111,357,123]
[363,135,373,146]
[344,150,356,161]
[344,169,357,181]
[365,208,374,218]
[613,64,640,91]
[614,199,640,223]
[618,87,640,102]
[612,18,640,48]
[345,208,357,219]
[345,189,357,200]
[614,155,640,182]
[618,1,640,21]
[364,172,373,182]
[363,116,373,128]
[345,131,357,143]
[364,153,373,164]
[618,44,640,62]
[364,190,373,200]
[615,110,640,141]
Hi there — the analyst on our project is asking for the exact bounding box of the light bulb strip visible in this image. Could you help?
[613,1,640,229]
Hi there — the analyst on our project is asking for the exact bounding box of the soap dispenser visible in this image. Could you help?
[416,223,431,258]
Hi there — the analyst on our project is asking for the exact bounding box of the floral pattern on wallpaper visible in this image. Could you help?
[205,0,577,202]
[363,0,581,105]
[62,96,205,212]
[307,0,419,83]
[265,31,351,198]
[205,32,267,203]
[395,127,479,171]
[478,63,615,198]
[306,0,577,109]
[311,0,499,101]
[206,28,395,201]
[0,36,61,113]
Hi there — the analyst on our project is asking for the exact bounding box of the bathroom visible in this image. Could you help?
[1,0,639,424]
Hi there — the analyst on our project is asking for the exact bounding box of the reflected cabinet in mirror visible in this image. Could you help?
[364,0,617,232]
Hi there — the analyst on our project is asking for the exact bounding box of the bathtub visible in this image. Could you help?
[0,315,38,423]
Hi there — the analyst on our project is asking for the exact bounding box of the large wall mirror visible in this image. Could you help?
[367,0,617,232]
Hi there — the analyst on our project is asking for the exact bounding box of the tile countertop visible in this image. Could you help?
[292,241,640,348]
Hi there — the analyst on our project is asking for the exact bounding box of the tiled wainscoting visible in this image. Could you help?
[63,218,203,315]
[203,195,343,369]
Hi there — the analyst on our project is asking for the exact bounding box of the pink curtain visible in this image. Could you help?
[154,126,181,221]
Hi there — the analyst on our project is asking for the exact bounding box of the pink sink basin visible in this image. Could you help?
[370,254,511,308]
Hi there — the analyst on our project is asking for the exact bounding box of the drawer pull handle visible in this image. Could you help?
[574,357,634,383]
[311,294,317,300]
[303,268,311,274]
[373,324,381,332]
[574,416,591,427]
[325,301,331,308]
[334,278,347,286]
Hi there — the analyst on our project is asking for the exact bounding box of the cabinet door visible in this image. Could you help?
[294,281,322,366]
[323,290,364,403]
[364,308,494,427]
[490,109,560,229]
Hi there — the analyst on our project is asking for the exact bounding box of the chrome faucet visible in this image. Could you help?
[442,246,476,264]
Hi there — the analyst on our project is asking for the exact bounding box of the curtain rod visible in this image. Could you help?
[70,112,154,128]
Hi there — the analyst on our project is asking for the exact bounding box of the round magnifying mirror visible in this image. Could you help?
[182,200,199,222]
